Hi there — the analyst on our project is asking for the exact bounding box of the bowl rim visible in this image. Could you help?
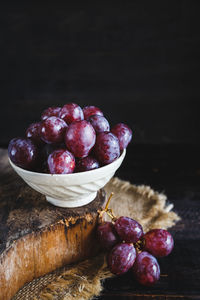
[8,149,126,178]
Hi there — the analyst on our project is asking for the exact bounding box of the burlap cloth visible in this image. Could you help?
[12,177,180,300]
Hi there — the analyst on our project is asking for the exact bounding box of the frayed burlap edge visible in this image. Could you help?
[104,177,180,232]
[33,254,112,300]
[13,177,180,300]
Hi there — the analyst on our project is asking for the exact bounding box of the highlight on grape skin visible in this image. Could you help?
[75,156,99,173]
[8,138,39,170]
[87,115,110,133]
[111,123,132,151]
[26,122,43,145]
[41,106,61,120]
[132,251,160,286]
[108,243,136,275]
[114,216,143,243]
[47,149,75,174]
[143,229,174,258]
[97,221,119,250]
[59,103,84,124]
[83,105,103,120]
[65,120,96,159]
[94,132,120,165]
[40,116,68,144]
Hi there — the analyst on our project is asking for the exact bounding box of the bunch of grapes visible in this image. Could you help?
[97,194,174,286]
[8,103,132,174]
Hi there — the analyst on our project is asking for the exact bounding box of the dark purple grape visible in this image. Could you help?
[97,222,119,250]
[83,105,103,119]
[111,123,132,150]
[143,229,174,258]
[26,122,42,145]
[8,138,38,170]
[59,103,84,124]
[38,143,67,172]
[87,115,110,133]
[108,243,136,275]
[114,216,143,243]
[47,149,75,174]
[40,143,66,160]
[40,116,68,144]
[65,120,96,158]
[132,251,160,286]
[93,132,120,165]
[75,156,99,172]
[41,106,61,120]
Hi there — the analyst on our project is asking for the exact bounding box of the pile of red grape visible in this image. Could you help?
[97,198,174,286]
[8,103,132,174]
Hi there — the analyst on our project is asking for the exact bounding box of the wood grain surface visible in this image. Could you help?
[0,149,106,300]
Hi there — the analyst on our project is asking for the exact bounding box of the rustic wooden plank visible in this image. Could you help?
[0,149,106,300]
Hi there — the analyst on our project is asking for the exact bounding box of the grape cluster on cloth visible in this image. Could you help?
[97,216,174,286]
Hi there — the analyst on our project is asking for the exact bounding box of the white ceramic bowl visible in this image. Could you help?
[9,149,126,208]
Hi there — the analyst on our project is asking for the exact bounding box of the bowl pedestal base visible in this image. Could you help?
[46,191,97,208]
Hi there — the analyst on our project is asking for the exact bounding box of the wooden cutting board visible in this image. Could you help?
[0,149,106,300]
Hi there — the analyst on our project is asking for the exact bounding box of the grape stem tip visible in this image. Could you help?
[103,192,117,221]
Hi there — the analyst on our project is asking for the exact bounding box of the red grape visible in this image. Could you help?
[41,106,61,120]
[87,115,110,133]
[114,216,143,243]
[97,222,119,250]
[83,105,103,120]
[59,103,83,124]
[26,122,42,145]
[65,120,96,158]
[41,143,66,160]
[40,116,68,144]
[47,149,75,174]
[75,156,99,172]
[94,132,120,165]
[108,243,136,275]
[132,251,160,286]
[8,138,38,170]
[111,123,132,150]
[143,229,174,257]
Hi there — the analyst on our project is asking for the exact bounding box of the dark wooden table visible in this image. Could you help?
[96,144,200,300]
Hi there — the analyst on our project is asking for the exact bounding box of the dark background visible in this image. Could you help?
[0,1,200,146]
